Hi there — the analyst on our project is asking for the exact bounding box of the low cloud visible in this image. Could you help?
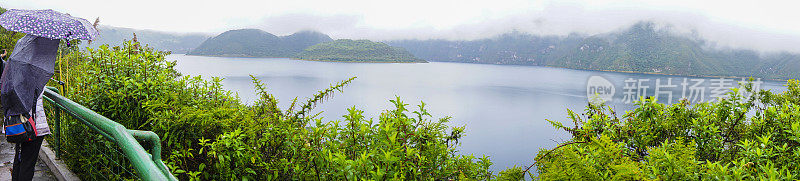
[252,14,362,37]
[247,3,800,54]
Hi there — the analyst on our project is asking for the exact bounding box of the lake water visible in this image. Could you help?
[169,54,788,172]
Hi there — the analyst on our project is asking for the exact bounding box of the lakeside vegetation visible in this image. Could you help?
[535,80,800,180]
[49,38,800,180]
[3,5,800,178]
[297,39,426,63]
[51,40,502,180]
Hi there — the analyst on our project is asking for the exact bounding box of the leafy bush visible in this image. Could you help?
[52,40,526,180]
[534,80,800,180]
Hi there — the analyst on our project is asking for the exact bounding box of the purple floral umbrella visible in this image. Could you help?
[0,9,98,117]
[0,9,98,40]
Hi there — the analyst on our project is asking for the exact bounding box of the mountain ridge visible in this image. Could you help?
[187,29,333,57]
[387,22,800,80]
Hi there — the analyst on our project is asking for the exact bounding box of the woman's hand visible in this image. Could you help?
[0,49,6,58]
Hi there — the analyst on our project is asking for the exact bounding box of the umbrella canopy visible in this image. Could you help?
[0,9,98,40]
[1,35,59,117]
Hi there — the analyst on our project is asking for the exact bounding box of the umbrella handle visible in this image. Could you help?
[64,32,73,47]
[50,78,65,85]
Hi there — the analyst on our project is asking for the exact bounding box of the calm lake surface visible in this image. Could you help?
[169,54,788,172]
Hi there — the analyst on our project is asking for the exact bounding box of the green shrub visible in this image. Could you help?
[535,80,800,180]
[52,40,512,180]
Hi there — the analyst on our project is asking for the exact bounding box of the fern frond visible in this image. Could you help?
[291,76,356,121]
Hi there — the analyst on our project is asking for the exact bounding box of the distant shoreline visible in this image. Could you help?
[420,61,791,82]
[295,58,428,63]
[177,54,791,81]
[182,54,428,63]
[183,54,293,58]
[418,59,791,82]
[541,65,790,82]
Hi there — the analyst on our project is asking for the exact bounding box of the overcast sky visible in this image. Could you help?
[3,0,800,53]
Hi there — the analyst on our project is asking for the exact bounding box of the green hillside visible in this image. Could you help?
[188,29,332,57]
[296,39,426,63]
[549,23,766,78]
[389,22,800,80]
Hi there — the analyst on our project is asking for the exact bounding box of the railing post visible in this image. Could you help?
[54,107,61,158]
[58,82,64,159]
[48,86,62,159]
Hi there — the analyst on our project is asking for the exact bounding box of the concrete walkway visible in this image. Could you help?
[0,135,57,181]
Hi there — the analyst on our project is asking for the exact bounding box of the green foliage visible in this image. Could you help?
[297,39,427,63]
[535,80,800,180]
[53,40,500,180]
[201,97,493,180]
[643,140,701,180]
[188,29,332,57]
[51,40,226,179]
[532,135,642,180]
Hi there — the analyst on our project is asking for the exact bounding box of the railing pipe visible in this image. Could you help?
[42,87,177,181]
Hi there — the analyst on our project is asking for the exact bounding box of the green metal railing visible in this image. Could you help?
[41,86,178,180]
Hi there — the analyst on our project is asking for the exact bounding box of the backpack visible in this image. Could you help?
[4,112,38,143]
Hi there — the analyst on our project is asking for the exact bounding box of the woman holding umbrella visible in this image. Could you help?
[0,9,98,181]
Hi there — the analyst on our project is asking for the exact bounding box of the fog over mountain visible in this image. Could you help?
[3,0,800,54]
[250,4,800,54]
[388,22,800,80]
[86,26,211,54]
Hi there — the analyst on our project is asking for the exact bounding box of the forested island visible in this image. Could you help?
[296,39,426,63]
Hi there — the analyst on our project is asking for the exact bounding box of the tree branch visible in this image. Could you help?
[522,141,588,178]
